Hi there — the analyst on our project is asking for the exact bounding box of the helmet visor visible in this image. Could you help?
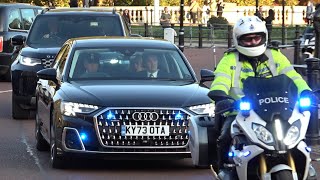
[238,33,266,47]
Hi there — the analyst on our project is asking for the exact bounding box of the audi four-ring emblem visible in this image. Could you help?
[132,112,159,121]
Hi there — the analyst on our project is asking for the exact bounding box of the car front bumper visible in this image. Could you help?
[54,107,209,159]
[11,62,45,108]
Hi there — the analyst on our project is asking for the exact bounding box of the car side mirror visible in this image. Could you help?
[200,69,214,84]
[11,35,26,46]
[37,68,57,83]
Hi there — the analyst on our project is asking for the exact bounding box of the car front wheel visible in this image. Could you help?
[35,107,49,151]
[50,112,65,169]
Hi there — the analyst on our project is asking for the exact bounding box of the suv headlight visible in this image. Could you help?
[252,123,274,144]
[188,103,215,117]
[61,101,99,117]
[283,125,300,146]
[18,55,41,66]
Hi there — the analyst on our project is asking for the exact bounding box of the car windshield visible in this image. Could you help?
[27,15,123,48]
[68,47,194,81]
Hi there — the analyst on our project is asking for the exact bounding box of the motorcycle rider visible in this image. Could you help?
[208,16,316,176]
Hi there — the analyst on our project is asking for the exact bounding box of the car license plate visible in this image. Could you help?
[121,125,169,136]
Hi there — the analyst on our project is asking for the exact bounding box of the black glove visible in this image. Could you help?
[300,90,319,107]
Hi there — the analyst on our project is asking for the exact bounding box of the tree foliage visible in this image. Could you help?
[0,0,309,8]
[226,0,299,6]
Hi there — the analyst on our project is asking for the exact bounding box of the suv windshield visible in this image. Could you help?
[27,15,123,48]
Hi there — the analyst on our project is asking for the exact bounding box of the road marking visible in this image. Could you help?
[21,133,44,172]
[0,90,12,94]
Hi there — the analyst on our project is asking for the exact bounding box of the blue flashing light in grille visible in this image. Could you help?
[175,112,183,120]
[106,111,115,120]
[239,102,251,111]
[80,133,87,141]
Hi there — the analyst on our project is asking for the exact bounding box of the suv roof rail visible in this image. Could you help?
[112,8,115,14]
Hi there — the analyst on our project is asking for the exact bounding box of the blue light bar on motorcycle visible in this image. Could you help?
[299,97,311,108]
[243,151,251,157]
[228,152,234,157]
[239,102,251,111]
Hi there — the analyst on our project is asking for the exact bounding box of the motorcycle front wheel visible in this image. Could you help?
[271,170,293,180]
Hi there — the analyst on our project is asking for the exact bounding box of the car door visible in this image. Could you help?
[40,44,70,137]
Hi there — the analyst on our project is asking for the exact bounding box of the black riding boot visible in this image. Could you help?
[217,116,235,180]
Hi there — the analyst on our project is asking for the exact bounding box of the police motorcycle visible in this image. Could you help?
[211,74,318,180]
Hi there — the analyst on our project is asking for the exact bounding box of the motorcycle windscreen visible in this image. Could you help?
[242,74,298,122]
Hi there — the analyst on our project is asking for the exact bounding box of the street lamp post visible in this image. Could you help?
[282,0,285,45]
[179,0,185,52]
[255,0,258,15]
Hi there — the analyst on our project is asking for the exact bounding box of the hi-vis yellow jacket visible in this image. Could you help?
[210,48,311,101]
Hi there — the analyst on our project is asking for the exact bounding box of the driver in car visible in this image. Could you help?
[42,20,60,39]
[208,16,317,177]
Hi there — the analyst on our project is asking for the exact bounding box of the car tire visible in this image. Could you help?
[50,112,65,169]
[12,94,30,119]
[35,109,49,151]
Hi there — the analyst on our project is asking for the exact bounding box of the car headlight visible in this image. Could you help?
[188,103,215,117]
[252,123,274,144]
[61,101,99,117]
[283,125,300,146]
[18,55,41,66]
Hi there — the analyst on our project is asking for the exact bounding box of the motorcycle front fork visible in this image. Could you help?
[259,152,297,175]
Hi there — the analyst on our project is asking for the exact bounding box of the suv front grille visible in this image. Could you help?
[94,108,190,149]
[41,58,54,68]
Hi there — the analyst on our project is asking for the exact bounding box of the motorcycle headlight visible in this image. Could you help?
[188,103,215,117]
[61,101,99,117]
[252,123,274,144]
[18,55,41,66]
[283,125,300,146]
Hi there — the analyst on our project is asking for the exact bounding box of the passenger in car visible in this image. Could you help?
[129,54,145,73]
[80,53,110,78]
[137,53,170,78]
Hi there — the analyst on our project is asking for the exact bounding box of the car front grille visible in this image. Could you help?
[41,58,54,68]
[94,108,190,150]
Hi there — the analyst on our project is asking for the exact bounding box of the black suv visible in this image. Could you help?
[11,8,131,119]
[0,3,42,81]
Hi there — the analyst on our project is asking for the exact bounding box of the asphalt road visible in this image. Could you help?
[0,47,318,180]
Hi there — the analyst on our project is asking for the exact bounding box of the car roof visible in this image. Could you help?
[69,37,177,49]
[0,3,41,8]
[41,7,118,15]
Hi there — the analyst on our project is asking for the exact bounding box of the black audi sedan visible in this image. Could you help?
[36,37,216,169]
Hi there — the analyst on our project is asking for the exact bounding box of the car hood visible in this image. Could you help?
[20,46,60,59]
[60,81,211,108]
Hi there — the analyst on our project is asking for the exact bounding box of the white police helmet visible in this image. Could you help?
[233,16,268,57]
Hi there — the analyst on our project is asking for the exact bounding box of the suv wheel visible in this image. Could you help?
[12,94,30,119]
